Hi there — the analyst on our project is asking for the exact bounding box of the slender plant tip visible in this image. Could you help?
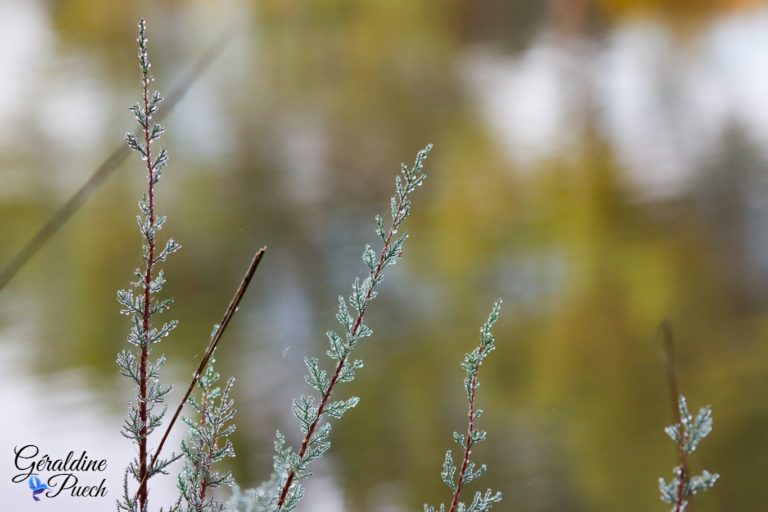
[265,146,433,512]
[424,299,503,512]
[659,394,719,512]
[117,18,179,512]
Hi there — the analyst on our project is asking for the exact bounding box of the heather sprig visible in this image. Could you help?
[658,395,719,512]
[231,144,432,512]
[177,349,237,512]
[116,18,180,512]
[424,300,503,512]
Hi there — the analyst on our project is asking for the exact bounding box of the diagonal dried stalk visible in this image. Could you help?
[133,247,266,503]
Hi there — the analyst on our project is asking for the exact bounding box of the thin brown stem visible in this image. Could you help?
[449,369,480,512]
[660,320,690,512]
[133,247,266,502]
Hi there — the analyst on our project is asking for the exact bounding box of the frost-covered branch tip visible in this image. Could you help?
[240,145,432,512]
[658,395,719,512]
[116,18,180,512]
[425,300,503,512]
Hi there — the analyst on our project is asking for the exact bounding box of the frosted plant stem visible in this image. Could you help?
[118,19,180,511]
[134,248,266,502]
[424,301,502,512]
[275,199,403,510]
[674,431,687,512]
[449,371,480,512]
[177,351,238,511]
[658,394,718,510]
[137,31,157,510]
[259,146,430,512]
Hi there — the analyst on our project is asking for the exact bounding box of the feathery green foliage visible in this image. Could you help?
[176,348,237,512]
[658,395,719,512]
[223,145,432,512]
[116,19,181,512]
[424,300,503,512]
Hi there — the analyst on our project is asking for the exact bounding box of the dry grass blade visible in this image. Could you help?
[133,247,266,501]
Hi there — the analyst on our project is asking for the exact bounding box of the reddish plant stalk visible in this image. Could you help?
[674,441,687,512]
[449,369,480,512]
[137,68,156,512]
[275,217,400,510]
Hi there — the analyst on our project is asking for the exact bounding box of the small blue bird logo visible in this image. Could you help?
[28,475,48,501]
